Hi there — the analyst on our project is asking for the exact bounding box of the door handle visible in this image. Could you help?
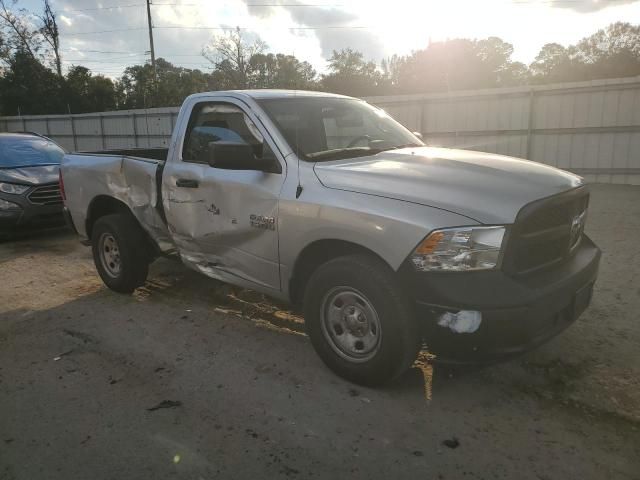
[176,178,199,188]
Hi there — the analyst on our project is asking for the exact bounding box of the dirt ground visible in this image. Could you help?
[1,184,638,480]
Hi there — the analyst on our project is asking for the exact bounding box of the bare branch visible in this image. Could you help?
[0,0,40,59]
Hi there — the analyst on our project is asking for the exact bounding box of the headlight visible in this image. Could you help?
[0,182,29,195]
[0,198,21,211]
[411,226,506,271]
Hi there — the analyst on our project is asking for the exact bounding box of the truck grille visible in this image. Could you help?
[27,183,63,206]
[503,187,589,275]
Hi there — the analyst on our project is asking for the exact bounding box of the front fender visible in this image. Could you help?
[278,188,478,298]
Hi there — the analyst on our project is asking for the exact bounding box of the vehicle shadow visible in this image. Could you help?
[0,227,75,264]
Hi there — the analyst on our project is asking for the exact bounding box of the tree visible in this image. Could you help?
[38,0,61,77]
[529,43,577,83]
[0,49,63,115]
[322,48,382,96]
[379,54,404,91]
[476,37,528,87]
[202,27,266,89]
[530,23,640,84]
[390,37,528,94]
[153,58,211,106]
[499,61,529,86]
[117,58,211,109]
[249,53,317,89]
[394,39,484,93]
[574,22,640,79]
[117,63,155,108]
[65,66,116,113]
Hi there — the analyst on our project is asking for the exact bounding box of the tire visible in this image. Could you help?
[91,213,150,293]
[303,254,421,386]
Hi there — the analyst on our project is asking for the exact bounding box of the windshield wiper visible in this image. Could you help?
[307,147,384,162]
[388,142,424,150]
[307,142,423,162]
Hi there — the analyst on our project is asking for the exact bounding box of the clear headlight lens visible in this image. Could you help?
[0,198,21,211]
[0,182,29,195]
[411,226,506,271]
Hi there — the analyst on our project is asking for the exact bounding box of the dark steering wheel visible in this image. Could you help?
[346,135,372,148]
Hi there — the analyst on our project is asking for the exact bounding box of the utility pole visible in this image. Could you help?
[145,0,157,82]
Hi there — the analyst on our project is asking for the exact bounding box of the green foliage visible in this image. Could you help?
[116,58,213,109]
[386,37,529,94]
[65,66,116,113]
[322,48,382,96]
[249,53,317,89]
[202,28,317,91]
[0,50,63,115]
[530,22,640,83]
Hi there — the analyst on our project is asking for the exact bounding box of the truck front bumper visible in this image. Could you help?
[398,235,601,363]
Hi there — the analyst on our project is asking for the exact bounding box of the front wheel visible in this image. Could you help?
[303,254,421,386]
[91,214,150,293]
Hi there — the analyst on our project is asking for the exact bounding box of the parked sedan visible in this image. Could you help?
[0,132,66,236]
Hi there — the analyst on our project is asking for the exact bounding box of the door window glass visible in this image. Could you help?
[182,103,269,166]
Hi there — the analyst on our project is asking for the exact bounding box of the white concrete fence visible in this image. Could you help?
[2,76,640,184]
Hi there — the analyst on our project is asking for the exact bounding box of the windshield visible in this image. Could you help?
[257,97,423,161]
[0,135,65,168]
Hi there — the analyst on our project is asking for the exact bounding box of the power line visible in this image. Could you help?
[62,3,144,13]
[64,27,147,35]
[58,0,636,14]
[64,55,148,61]
[63,25,371,35]
[146,0,636,5]
[60,49,147,54]
[59,2,347,15]
[152,2,345,6]
[154,25,370,30]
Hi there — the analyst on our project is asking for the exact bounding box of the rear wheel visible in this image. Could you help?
[91,214,150,293]
[304,254,421,386]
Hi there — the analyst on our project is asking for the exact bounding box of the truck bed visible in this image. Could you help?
[62,150,174,252]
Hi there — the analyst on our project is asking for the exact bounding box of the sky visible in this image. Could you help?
[16,0,640,78]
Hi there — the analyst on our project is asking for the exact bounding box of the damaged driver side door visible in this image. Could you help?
[162,98,285,293]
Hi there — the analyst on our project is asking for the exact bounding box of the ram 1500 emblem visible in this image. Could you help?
[249,214,276,230]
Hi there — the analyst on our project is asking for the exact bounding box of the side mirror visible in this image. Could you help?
[412,131,424,140]
[207,141,263,170]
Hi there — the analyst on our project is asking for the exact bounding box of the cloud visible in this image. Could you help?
[45,0,640,78]
[548,0,639,13]
[244,0,385,61]
[59,14,72,27]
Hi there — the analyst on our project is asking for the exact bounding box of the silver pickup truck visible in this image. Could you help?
[61,90,601,385]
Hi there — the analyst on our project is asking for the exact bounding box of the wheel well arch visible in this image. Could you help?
[85,195,133,240]
[288,239,393,306]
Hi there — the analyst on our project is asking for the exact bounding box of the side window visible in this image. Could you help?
[182,102,271,167]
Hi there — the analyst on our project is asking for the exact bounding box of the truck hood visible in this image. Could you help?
[313,147,583,224]
[0,164,60,185]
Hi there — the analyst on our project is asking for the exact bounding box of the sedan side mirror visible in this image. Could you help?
[207,141,264,171]
[412,131,424,140]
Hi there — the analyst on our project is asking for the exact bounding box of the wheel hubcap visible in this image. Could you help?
[320,287,381,362]
[98,233,121,278]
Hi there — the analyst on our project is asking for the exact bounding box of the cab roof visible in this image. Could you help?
[187,89,355,101]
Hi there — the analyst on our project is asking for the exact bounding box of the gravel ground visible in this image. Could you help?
[0,184,638,480]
